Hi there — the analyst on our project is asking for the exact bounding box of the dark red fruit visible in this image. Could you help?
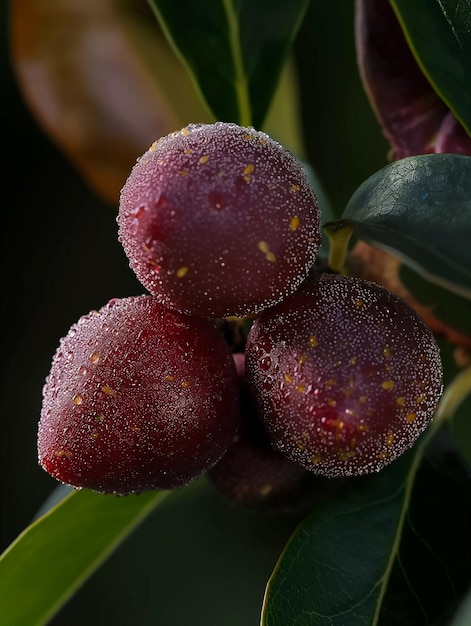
[208,353,311,510]
[38,296,239,494]
[246,275,443,477]
[118,122,320,318]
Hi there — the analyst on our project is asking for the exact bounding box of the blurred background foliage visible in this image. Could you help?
[2,0,392,623]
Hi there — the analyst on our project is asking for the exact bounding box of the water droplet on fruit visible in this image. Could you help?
[260,356,271,371]
[208,190,226,210]
[155,195,170,210]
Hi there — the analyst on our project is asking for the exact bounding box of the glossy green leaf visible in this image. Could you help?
[262,450,417,626]
[147,0,309,127]
[390,0,471,137]
[262,427,471,625]
[0,487,168,626]
[324,153,471,299]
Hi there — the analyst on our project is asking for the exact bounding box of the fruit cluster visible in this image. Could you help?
[38,122,443,502]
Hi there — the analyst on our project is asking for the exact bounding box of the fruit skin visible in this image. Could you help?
[38,296,240,494]
[208,353,313,511]
[118,122,320,318]
[245,274,443,478]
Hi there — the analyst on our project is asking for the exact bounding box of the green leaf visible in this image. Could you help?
[147,0,309,127]
[262,450,418,626]
[261,427,471,625]
[324,153,471,299]
[390,0,471,137]
[453,588,471,626]
[0,487,168,626]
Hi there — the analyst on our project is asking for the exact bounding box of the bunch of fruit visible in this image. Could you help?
[38,122,443,505]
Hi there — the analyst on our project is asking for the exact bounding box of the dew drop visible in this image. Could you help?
[260,356,272,371]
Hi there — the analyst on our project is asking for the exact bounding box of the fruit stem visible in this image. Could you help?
[324,222,355,273]
[432,364,471,430]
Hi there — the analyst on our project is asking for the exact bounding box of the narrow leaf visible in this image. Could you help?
[0,488,168,626]
[262,427,471,625]
[147,0,309,127]
[325,154,471,299]
[262,450,418,625]
[390,0,471,137]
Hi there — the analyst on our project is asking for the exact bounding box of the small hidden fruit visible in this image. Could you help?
[246,274,443,477]
[208,353,313,511]
[38,296,239,494]
[118,122,320,318]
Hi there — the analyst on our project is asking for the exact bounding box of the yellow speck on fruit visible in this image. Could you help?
[406,412,417,423]
[339,450,356,461]
[218,170,225,177]
[91,432,99,440]
[148,141,158,152]
[416,394,425,404]
[283,373,293,384]
[309,335,318,347]
[90,352,100,364]
[383,346,391,358]
[296,384,305,393]
[244,133,254,140]
[95,415,105,422]
[311,454,323,465]
[299,354,308,365]
[259,137,267,144]
[182,127,189,136]
[165,374,175,382]
[258,241,277,262]
[131,426,141,433]
[381,380,395,390]
[349,356,357,366]
[181,380,191,389]
[359,395,367,404]
[330,418,344,429]
[396,397,405,406]
[55,449,72,459]
[356,423,369,432]
[72,394,83,405]
[178,169,189,176]
[176,266,188,278]
[326,378,336,388]
[355,298,364,308]
[243,164,254,175]
[386,432,395,446]
[328,398,338,408]
[199,155,209,164]
[378,452,389,460]
[290,216,300,231]
[101,385,116,396]
[185,148,193,155]
[290,185,300,192]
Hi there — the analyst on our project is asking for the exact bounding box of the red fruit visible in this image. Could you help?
[245,275,443,477]
[118,122,320,318]
[38,296,239,494]
[208,354,311,510]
